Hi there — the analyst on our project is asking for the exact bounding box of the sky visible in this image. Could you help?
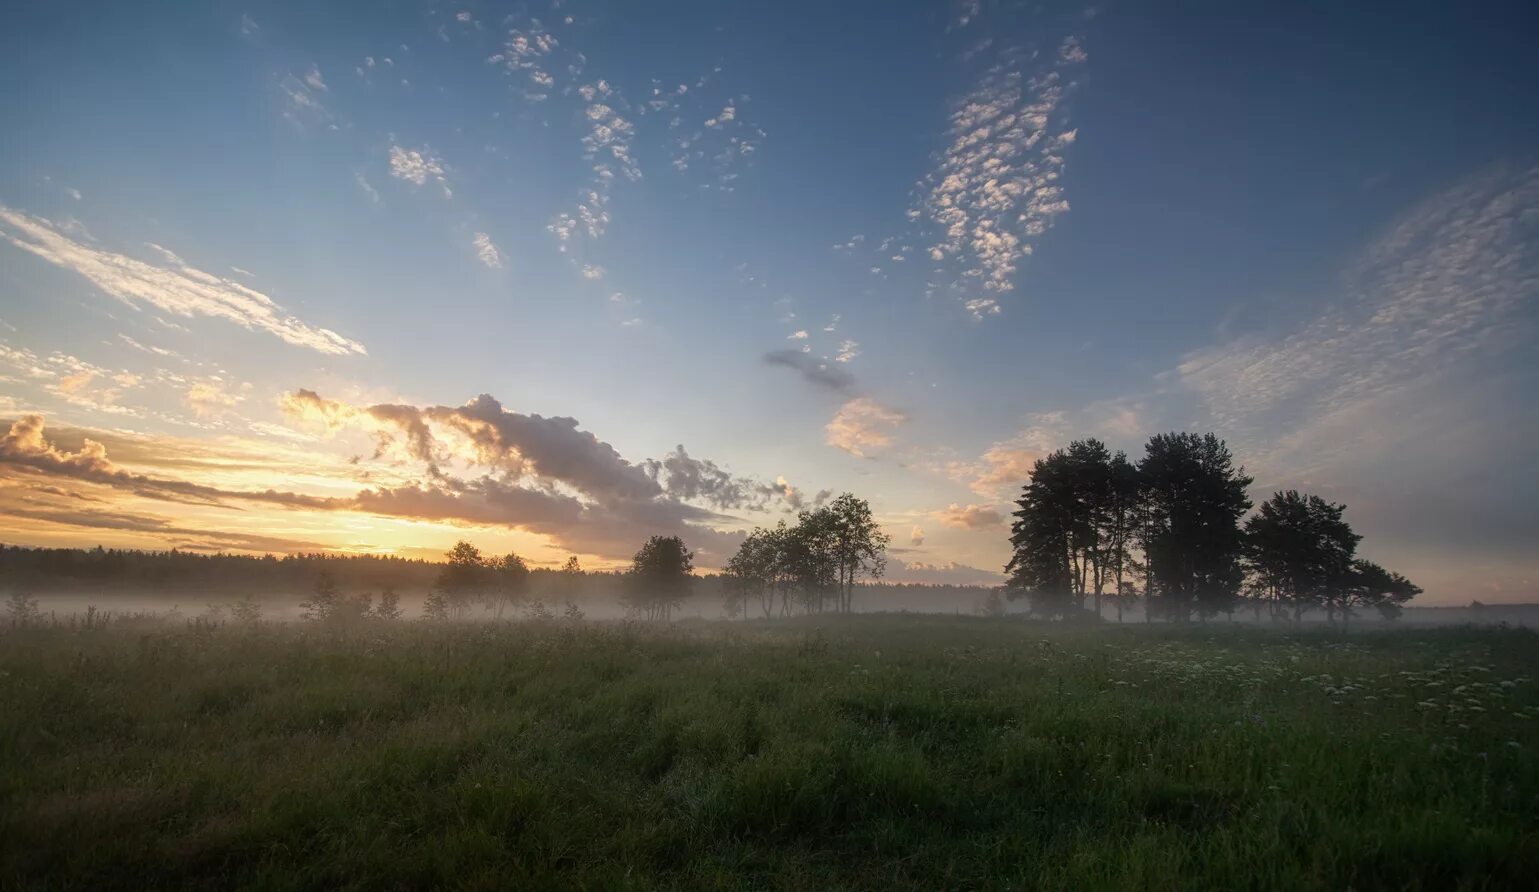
[1,1,1536,603]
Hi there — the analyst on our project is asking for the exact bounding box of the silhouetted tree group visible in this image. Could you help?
[420,542,548,621]
[1006,433,1420,624]
[723,493,890,617]
[624,536,694,622]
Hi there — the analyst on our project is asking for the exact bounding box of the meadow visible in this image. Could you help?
[1,615,1536,890]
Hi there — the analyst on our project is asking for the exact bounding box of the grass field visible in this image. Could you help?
[2,615,1537,889]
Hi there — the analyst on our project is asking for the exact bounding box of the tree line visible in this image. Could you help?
[1005,433,1420,624]
[298,536,701,624]
[0,545,442,593]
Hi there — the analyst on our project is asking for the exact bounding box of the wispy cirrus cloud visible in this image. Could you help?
[1175,163,1539,475]
[0,208,366,356]
[278,65,334,128]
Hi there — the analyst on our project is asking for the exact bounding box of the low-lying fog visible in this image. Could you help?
[19,590,1539,628]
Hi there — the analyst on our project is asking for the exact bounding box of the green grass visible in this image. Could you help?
[2,615,1536,889]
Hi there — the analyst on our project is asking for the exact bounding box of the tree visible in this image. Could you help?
[6,590,40,627]
[300,570,342,622]
[1137,433,1253,621]
[1344,560,1421,624]
[823,493,890,614]
[421,590,452,622]
[1005,449,1079,618]
[723,527,776,619]
[230,595,263,625]
[1101,451,1142,622]
[556,556,585,602]
[624,536,694,622]
[301,570,370,623]
[485,552,531,620]
[1244,491,1359,623]
[783,508,838,614]
[373,586,403,621]
[1005,440,1137,620]
[432,541,487,619]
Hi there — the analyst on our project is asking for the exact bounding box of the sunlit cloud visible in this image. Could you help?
[935,502,1004,529]
[894,560,1003,586]
[826,397,906,457]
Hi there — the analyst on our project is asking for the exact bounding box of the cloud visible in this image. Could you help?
[183,378,246,417]
[2,502,324,553]
[1176,163,1539,469]
[920,32,1085,318]
[278,391,769,561]
[4,410,749,564]
[0,207,366,356]
[787,329,808,340]
[292,391,664,500]
[116,335,173,358]
[388,145,451,197]
[0,415,333,509]
[278,69,332,126]
[826,397,906,457]
[910,525,926,546]
[943,401,1146,497]
[893,560,1002,586]
[935,502,1005,529]
[1151,164,1539,603]
[954,0,982,29]
[835,339,860,363]
[472,232,504,269]
[551,82,640,245]
[0,343,148,416]
[763,350,856,392]
[641,445,805,512]
[355,172,383,206]
[581,263,605,280]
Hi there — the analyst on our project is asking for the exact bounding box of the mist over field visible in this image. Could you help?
[18,589,1539,629]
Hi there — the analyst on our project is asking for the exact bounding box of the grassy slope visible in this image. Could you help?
[1,616,1536,890]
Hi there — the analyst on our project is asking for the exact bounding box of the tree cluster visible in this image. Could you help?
[1006,434,1420,623]
[623,536,695,622]
[722,493,890,617]
[420,541,544,621]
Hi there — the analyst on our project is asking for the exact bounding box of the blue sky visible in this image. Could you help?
[1,0,1536,602]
